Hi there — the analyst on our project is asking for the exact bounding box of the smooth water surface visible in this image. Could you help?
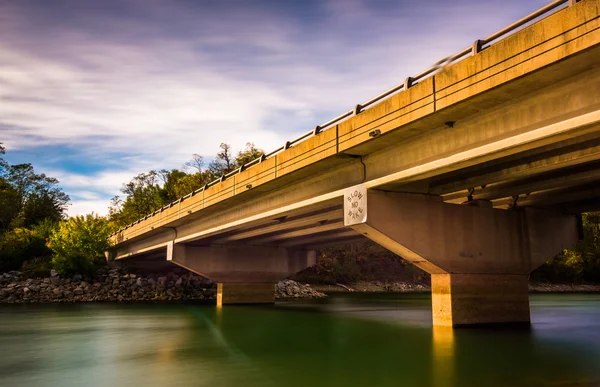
[0,293,599,387]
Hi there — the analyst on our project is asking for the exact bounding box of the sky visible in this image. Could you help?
[0,0,552,216]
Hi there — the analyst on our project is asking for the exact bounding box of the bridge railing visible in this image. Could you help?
[110,0,576,238]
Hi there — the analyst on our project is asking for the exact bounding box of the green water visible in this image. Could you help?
[1,293,599,387]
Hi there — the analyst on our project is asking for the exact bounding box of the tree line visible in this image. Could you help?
[108,143,262,228]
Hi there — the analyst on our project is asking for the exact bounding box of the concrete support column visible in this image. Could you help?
[344,185,578,327]
[431,274,530,327]
[216,283,275,306]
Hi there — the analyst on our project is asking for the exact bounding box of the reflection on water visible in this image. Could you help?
[0,294,599,387]
[432,326,454,387]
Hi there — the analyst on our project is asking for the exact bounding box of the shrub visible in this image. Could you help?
[49,214,111,276]
[0,227,52,272]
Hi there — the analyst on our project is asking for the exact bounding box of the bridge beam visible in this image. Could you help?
[166,242,316,305]
[345,185,578,327]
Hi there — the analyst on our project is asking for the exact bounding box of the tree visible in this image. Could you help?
[0,179,20,232]
[208,143,235,178]
[0,148,69,230]
[50,214,111,276]
[234,142,264,169]
[0,142,7,174]
[107,143,262,228]
[158,169,187,203]
[0,222,53,272]
[108,171,165,227]
[184,154,205,173]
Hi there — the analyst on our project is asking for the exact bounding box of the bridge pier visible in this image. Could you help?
[166,243,316,305]
[431,273,530,326]
[216,283,275,306]
[345,186,578,327]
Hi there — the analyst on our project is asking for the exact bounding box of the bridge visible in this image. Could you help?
[109,0,600,327]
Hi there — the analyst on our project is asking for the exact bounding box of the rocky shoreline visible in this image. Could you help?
[0,268,325,304]
[1,268,597,305]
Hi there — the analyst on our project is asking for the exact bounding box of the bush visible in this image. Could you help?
[0,227,52,272]
[49,214,111,276]
[532,211,600,283]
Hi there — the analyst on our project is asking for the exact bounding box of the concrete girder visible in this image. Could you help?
[442,162,600,203]
[247,220,346,245]
[433,136,600,198]
[492,182,600,209]
[211,207,343,243]
[305,236,369,250]
[277,229,361,248]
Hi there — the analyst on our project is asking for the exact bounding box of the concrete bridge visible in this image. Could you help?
[109,0,600,327]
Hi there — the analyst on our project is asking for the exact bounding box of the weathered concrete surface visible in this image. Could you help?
[349,191,578,275]
[431,274,530,327]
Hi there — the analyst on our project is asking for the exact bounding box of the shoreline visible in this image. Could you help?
[2,267,599,305]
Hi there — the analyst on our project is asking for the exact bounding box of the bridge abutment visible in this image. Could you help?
[345,186,578,327]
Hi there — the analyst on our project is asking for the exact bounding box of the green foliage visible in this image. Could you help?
[0,226,52,272]
[0,178,20,231]
[234,143,264,169]
[50,214,111,276]
[0,154,69,230]
[532,211,600,283]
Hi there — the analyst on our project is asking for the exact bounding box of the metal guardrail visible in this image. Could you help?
[111,0,575,237]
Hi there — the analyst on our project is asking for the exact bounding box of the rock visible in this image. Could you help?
[175,278,183,287]
[74,288,84,295]
[275,280,326,299]
[50,269,59,277]
[73,274,82,281]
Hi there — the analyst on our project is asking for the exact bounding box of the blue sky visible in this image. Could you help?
[0,0,551,215]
